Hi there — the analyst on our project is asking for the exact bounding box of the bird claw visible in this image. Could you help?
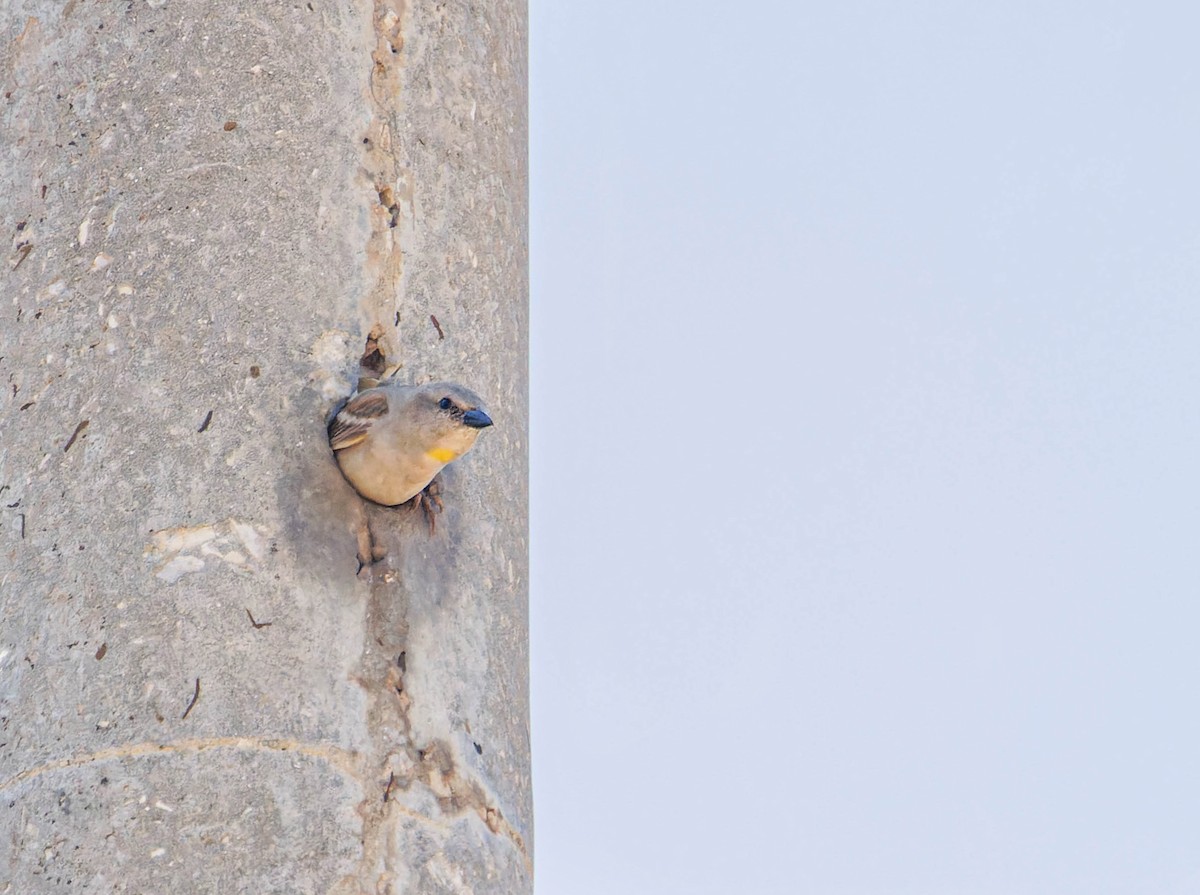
[414,476,444,534]
[355,516,388,576]
[352,478,443,576]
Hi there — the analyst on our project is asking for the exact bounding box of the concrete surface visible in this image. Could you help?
[0,1,529,891]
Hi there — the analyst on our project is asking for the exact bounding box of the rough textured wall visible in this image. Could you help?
[0,1,529,892]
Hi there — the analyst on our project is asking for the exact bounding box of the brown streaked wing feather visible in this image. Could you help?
[328,390,389,450]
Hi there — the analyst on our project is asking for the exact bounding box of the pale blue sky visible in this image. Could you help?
[530,4,1200,893]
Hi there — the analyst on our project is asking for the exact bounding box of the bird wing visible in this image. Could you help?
[328,389,390,450]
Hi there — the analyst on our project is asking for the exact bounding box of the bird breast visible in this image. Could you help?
[335,439,447,506]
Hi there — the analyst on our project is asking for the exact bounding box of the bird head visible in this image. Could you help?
[411,382,493,464]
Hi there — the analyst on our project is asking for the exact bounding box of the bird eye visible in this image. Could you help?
[438,397,453,410]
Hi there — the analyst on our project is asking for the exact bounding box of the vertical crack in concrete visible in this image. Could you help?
[360,0,410,362]
[349,3,417,888]
[350,553,414,895]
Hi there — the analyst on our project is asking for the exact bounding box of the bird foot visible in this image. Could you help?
[355,516,388,577]
[413,476,444,534]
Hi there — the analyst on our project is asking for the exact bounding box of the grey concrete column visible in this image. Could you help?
[1,1,530,892]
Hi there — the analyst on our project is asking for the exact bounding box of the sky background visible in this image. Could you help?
[529,4,1200,893]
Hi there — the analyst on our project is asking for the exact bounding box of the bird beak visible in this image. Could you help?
[462,409,493,429]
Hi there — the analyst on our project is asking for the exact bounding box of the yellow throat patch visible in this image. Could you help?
[426,447,459,464]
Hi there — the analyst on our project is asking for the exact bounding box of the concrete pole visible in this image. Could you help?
[1,2,530,892]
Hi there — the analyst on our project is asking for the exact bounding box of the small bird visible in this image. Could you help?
[328,380,493,509]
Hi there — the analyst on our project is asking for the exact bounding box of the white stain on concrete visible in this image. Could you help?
[145,519,272,583]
